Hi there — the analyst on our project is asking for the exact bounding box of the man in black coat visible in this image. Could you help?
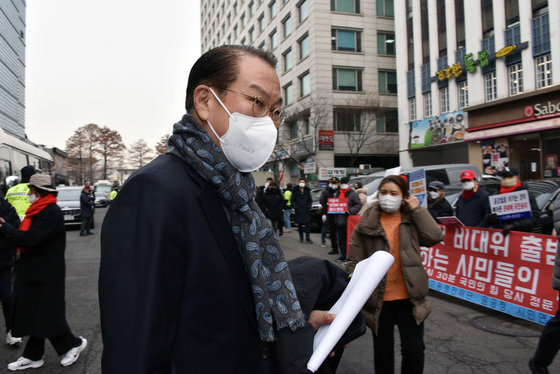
[261,181,284,236]
[0,196,20,346]
[292,178,313,244]
[427,180,453,223]
[320,177,340,256]
[455,170,491,227]
[79,185,94,236]
[99,45,334,374]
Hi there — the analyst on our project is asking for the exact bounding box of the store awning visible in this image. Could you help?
[464,117,560,141]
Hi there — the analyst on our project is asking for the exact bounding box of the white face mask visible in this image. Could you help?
[331,184,338,190]
[299,183,305,188]
[341,184,349,190]
[502,177,518,188]
[207,88,278,173]
[462,181,475,191]
[429,191,440,199]
[28,194,38,204]
[378,195,402,213]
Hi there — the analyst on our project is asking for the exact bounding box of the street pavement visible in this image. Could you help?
[1,209,559,373]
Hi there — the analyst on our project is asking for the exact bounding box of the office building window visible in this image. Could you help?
[535,54,552,89]
[377,32,395,55]
[333,68,363,91]
[299,0,309,22]
[287,120,298,139]
[300,71,311,97]
[270,0,278,18]
[331,29,362,52]
[423,92,432,117]
[283,15,292,37]
[249,1,255,16]
[409,97,416,121]
[379,70,397,94]
[484,71,497,101]
[283,48,293,71]
[234,25,238,38]
[532,12,550,57]
[299,34,309,59]
[284,82,294,105]
[458,80,469,108]
[259,13,265,32]
[241,13,246,27]
[331,0,360,13]
[508,63,523,96]
[259,41,267,51]
[270,29,278,50]
[377,110,398,133]
[334,109,361,131]
[249,27,255,43]
[440,86,449,113]
[376,0,394,17]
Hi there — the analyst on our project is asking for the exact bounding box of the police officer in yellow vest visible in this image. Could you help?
[5,166,36,220]
[110,187,118,201]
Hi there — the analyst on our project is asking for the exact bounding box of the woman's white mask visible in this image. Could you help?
[378,195,402,213]
[206,88,278,172]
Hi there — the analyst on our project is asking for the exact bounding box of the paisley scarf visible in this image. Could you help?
[167,114,306,342]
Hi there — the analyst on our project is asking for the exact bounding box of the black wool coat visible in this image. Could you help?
[3,203,70,338]
[99,154,275,374]
[291,186,312,224]
[80,191,94,218]
[0,197,20,269]
[262,188,284,222]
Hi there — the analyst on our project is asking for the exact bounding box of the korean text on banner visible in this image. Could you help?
[307,251,394,373]
[489,190,532,222]
[408,169,427,208]
[327,198,347,214]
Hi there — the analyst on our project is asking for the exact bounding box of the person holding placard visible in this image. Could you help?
[346,175,444,374]
[486,166,539,235]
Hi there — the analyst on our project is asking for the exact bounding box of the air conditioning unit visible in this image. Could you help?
[359,164,371,170]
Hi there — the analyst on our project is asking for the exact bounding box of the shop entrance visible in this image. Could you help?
[510,133,541,180]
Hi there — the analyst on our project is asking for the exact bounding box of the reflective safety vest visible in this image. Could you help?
[5,183,30,219]
[110,190,118,200]
[283,189,292,207]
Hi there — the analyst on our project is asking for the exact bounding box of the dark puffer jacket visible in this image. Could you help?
[291,186,312,224]
[346,203,444,334]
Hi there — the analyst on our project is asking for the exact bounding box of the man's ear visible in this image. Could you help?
[193,85,212,121]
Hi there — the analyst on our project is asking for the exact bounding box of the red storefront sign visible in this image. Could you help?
[318,130,334,151]
[347,216,559,325]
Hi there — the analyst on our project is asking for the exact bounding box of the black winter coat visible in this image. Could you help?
[291,186,312,224]
[0,197,20,269]
[428,197,453,223]
[80,191,94,218]
[456,188,490,227]
[262,188,284,222]
[3,202,69,338]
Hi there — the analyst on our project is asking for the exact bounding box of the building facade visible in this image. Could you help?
[0,0,26,139]
[395,0,559,181]
[200,0,399,186]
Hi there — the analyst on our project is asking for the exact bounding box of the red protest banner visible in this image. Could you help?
[347,215,559,325]
[328,198,347,214]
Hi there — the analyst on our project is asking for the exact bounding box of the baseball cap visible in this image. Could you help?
[498,166,519,177]
[460,170,476,181]
[329,177,340,183]
[84,185,92,190]
[428,180,445,190]
[29,174,56,192]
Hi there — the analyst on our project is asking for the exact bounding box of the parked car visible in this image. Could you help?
[93,182,112,207]
[56,186,94,228]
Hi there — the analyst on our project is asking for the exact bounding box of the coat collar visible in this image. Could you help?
[355,202,412,237]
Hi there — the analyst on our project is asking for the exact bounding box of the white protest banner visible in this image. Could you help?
[384,166,401,176]
[319,168,346,181]
[489,190,532,221]
[408,169,427,208]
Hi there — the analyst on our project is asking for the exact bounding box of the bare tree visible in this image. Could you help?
[128,139,153,169]
[155,134,170,154]
[65,123,101,184]
[96,127,125,180]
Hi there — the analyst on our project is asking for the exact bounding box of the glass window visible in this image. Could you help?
[376,0,394,17]
[249,27,255,43]
[332,29,362,52]
[377,110,398,133]
[299,0,309,22]
[379,70,397,93]
[535,54,552,89]
[458,80,469,108]
[284,82,294,105]
[270,29,278,49]
[333,68,363,91]
[299,34,309,59]
[249,1,255,16]
[259,13,265,32]
[377,32,395,55]
[331,0,360,13]
[270,0,278,18]
[283,15,292,37]
[409,97,417,121]
[287,120,298,139]
[423,92,432,117]
[300,72,311,96]
[283,48,293,71]
[234,25,238,37]
[439,86,449,113]
[484,71,497,101]
[334,109,361,131]
[241,13,246,27]
[508,63,523,96]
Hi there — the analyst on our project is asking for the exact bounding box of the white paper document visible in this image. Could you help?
[306,251,394,372]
